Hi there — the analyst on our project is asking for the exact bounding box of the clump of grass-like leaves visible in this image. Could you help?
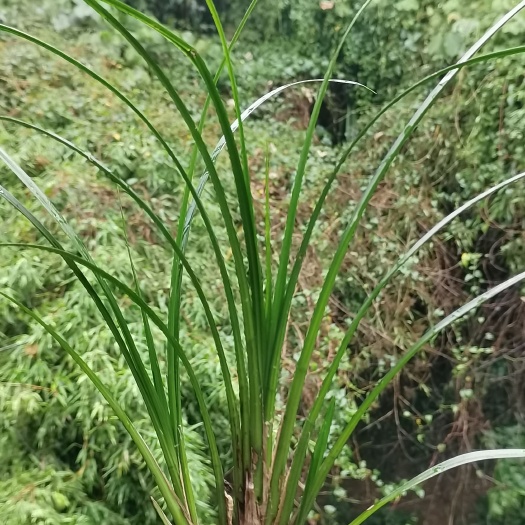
[1,0,525,524]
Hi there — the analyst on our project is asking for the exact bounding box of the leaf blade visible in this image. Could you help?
[350,450,525,525]
[0,291,189,525]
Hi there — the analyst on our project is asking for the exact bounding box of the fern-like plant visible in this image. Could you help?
[1,0,525,524]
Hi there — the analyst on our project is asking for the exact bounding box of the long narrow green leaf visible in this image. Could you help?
[0,21,243,350]
[9,164,216,519]
[118,193,167,409]
[349,450,525,525]
[202,5,266,478]
[1,241,225,522]
[266,1,374,519]
[308,399,335,491]
[0,25,238,302]
[0,23,183,180]
[80,4,243,518]
[0,63,244,495]
[0,26,241,359]
[119,191,195,519]
[0,163,164,431]
[272,5,525,518]
[152,498,174,525]
[0,78,179,472]
[263,145,273,331]
[181,81,368,478]
[276,44,525,363]
[1,131,189,504]
[263,146,275,478]
[0,291,189,525]
[182,81,372,478]
[182,0,260,250]
[183,78,372,248]
[0,146,163,407]
[269,42,525,517]
[204,0,250,182]
[90,5,264,507]
[0,183,186,501]
[270,0,374,353]
[261,49,525,468]
[95,0,255,268]
[171,6,259,501]
[171,2,259,488]
[170,10,261,489]
[279,398,336,525]
[3,116,192,521]
[0,117,177,248]
[202,4,268,485]
[95,0,265,473]
[284,169,525,521]
[0,114,246,510]
[295,269,525,524]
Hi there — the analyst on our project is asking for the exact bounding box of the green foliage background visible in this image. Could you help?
[0,0,524,523]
